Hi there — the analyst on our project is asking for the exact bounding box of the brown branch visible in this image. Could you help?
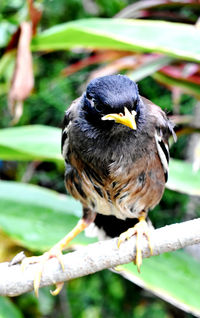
[0,218,200,297]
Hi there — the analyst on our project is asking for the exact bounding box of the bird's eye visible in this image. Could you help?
[95,103,107,113]
[86,92,107,113]
[95,104,102,112]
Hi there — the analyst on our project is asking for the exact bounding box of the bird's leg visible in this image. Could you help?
[21,217,94,297]
[118,211,153,272]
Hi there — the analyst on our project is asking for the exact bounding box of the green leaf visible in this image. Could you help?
[119,250,200,317]
[0,296,23,318]
[0,181,95,252]
[0,125,62,163]
[0,51,15,79]
[31,18,200,62]
[0,21,17,48]
[167,159,200,196]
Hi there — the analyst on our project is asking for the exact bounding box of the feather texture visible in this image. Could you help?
[61,75,176,231]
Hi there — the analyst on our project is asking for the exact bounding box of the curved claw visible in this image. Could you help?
[118,218,153,272]
[34,258,46,298]
[20,219,90,297]
[21,249,65,297]
[117,227,136,248]
[50,282,64,296]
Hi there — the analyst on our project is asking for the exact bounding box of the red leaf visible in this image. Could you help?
[8,22,34,123]
[61,50,133,76]
[161,64,200,85]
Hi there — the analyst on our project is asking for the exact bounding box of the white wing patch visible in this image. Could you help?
[155,130,169,182]
[62,121,72,159]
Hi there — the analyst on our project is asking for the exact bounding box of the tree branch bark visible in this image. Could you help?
[0,218,200,297]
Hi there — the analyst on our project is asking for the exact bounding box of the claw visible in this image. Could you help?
[112,265,123,272]
[34,259,45,298]
[20,219,89,297]
[117,227,136,248]
[21,250,64,297]
[118,215,153,272]
[50,282,64,296]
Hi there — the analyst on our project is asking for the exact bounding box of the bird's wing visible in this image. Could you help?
[141,96,176,182]
[61,97,81,161]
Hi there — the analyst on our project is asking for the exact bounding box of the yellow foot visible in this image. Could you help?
[21,219,89,297]
[118,216,153,272]
[21,245,65,297]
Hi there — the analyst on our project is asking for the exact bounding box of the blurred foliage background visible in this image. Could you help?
[0,0,200,317]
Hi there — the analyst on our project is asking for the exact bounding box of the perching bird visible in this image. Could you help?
[22,74,176,296]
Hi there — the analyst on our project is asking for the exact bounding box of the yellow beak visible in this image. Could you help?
[101,107,137,130]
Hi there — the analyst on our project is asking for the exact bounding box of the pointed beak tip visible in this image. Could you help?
[101,108,137,130]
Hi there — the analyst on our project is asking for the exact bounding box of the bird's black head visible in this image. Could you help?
[82,75,141,131]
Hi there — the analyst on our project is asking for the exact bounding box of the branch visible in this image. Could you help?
[0,218,200,297]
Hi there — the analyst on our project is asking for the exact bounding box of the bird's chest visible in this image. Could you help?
[67,129,164,220]
[84,151,164,220]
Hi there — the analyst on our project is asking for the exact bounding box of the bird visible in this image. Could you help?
[22,74,176,296]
